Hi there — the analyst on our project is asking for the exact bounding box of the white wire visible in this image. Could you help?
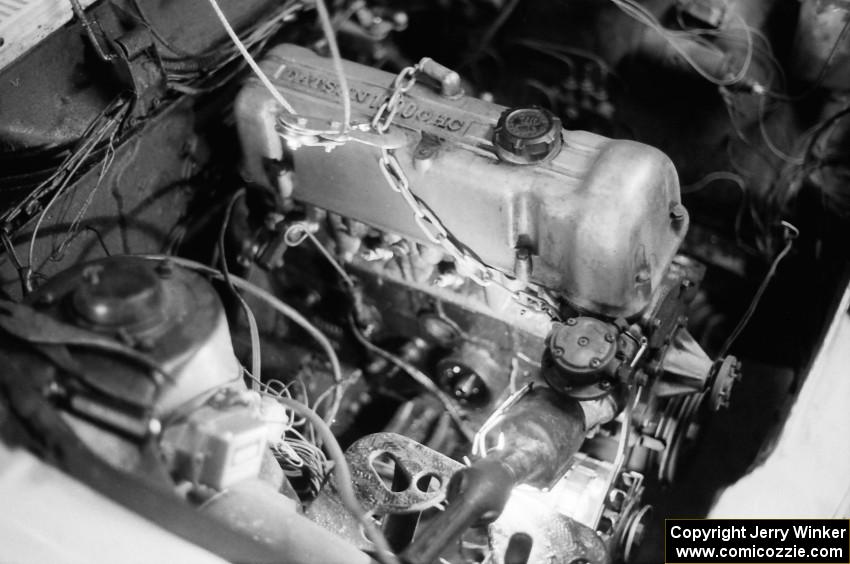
[27,116,118,275]
[284,222,356,288]
[202,0,296,114]
[348,314,476,443]
[610,0,753,87]
[682,170,746,194]
[219,190,262,385]
[274,396,399,564]
[758,94,805,165]
[314,0,351,132]
[718,221,798,357]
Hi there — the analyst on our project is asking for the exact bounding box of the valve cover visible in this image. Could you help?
[235,44,688,318]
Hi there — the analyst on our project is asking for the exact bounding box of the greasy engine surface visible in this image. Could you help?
[237,44,686,318]
[1,0,848,563]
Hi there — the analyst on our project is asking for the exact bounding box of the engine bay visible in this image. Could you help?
[1,0,849,562]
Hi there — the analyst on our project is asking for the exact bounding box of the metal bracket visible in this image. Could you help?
[341,432,463,515]
[80,1,167,117]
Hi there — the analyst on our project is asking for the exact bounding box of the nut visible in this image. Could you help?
[669,202,687,222]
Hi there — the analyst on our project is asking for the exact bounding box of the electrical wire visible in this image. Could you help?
[83,226,112,257]
[757,94,805,165]
[761,103,850,218]
[201,0,296,113]
[609,0,753,87]
[314,0,351,132]
[218,189,262,385]
[312,368,360,419]
[522,79,558,109]
[52,128,119,262]
[275,431,327,497]
[263,377,295,400]
[682,169,767,257]
[129,0,196,58]
[682,170,746,195]
[25,101,129,287]
[462,0,524,69]
[162,369,245,426]
[284,222,355,289]
[608,385,640,500]
[700,22,786,91]
[281,222,367,425]
[138,254,344,425]
[347,314,476,443]
[1,230,29,295]
[261,380,324,495]
[13,96,129,221]
[69,0,115,61]
[25,133,107,264]
[256,376,301,428]
[272,396,399,564]
[802,103,850,169]
[163,3,299,95]
[717,221,798,358]
[763,17,850,102]
[0,232,23,271]
[510,38,613,76]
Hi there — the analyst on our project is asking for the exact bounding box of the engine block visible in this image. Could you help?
[236,44,688,318]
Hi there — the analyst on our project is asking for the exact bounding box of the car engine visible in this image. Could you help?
[0,0,848,562]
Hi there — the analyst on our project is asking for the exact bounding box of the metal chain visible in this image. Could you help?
[267,57,558,318]
[371,66,418,134]
[371,64,560,319]
[373,61,495,286]
[377,146,493,286]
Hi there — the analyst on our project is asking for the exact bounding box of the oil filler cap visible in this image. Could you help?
[493,106,563,165]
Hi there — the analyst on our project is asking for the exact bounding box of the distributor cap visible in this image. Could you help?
[543,316,619,399]
[493,106,563,165]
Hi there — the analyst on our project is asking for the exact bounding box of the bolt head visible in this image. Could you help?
[669,203,687,221]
